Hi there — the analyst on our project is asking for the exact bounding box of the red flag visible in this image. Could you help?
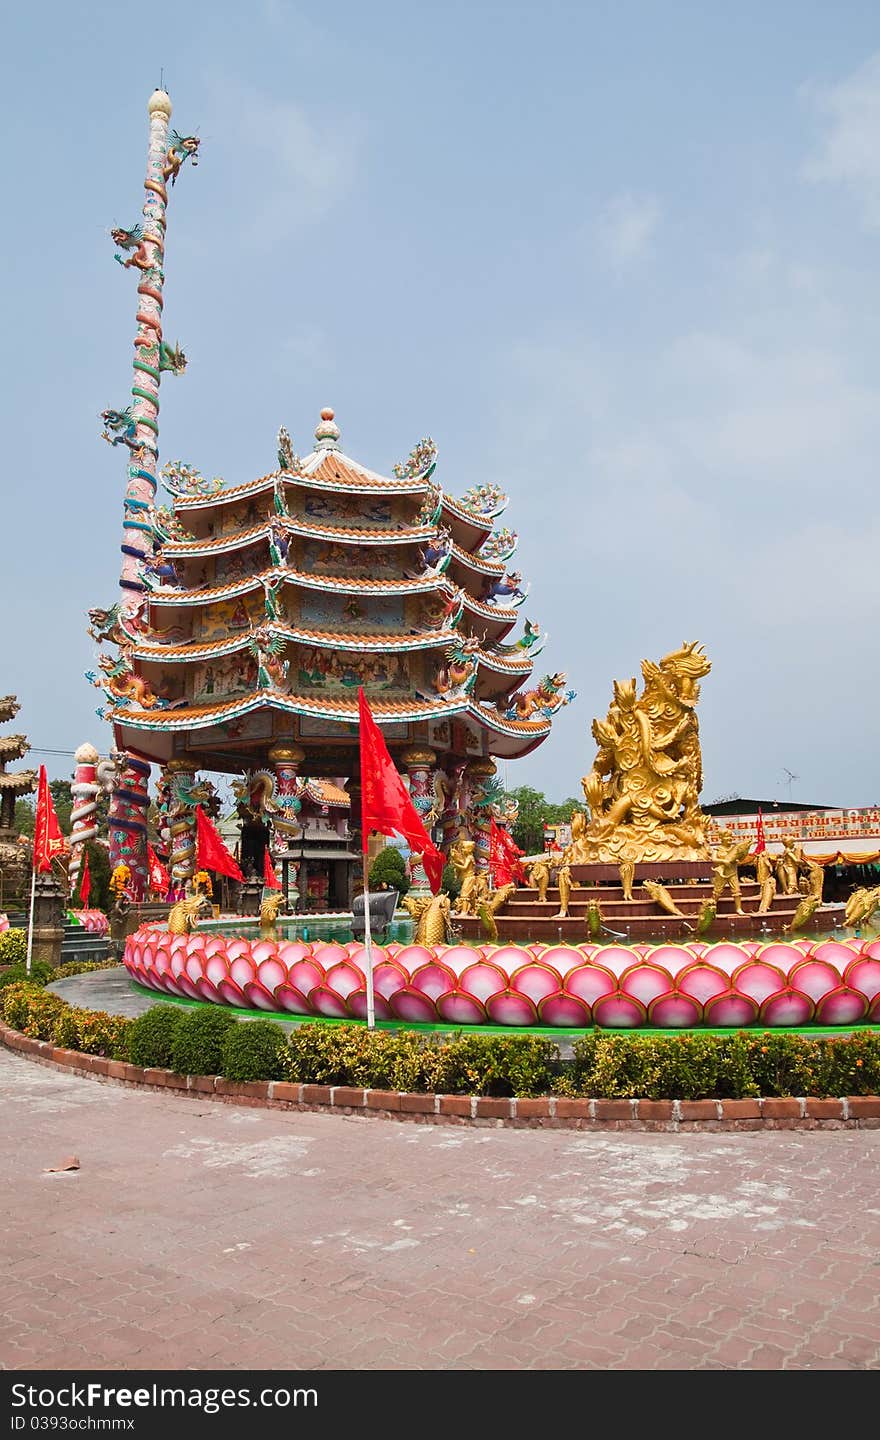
[78,849,91,909]
[489,816,527,887]
[755,807,766,855]
[195,804,244,881]
[358,687,444,893]
[33,766,65,873]
[147,844,170,895]
[263,846,281,889]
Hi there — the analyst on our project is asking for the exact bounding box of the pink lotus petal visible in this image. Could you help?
[273,983,312,1015]
[194,976,223,1004]
[324,961,366,999]
[811,941,860,968]
[204,937,228,959]
[216,976,248,1008]
[459,961,508,1004]
[620,963,674,1006]
[277,940,313,964]
[649,945,697,972]
[540,945,589,972]
[814,986,867,1024]
[675,963,729,1005]
[592,945,639,978]
[436,991,486,1024]
[347,989,393,1022]
[250,940,278,965]
[869,992,880,1021]
[537,992,591,1027]
[511,962,564,1004]
[394,945,436,971]
[563,963,617,1005]
[787,959,841,1002]
[308,985,351,1019]
[372,961,409,999]
[347,944,388,971]
[184,954,205,984]
[861,940,880,961]
[593,994,648,1028]
[702,943,751,974]
[436,944,484,975]
[488,945,534,973]
[230,956,257,989]
[204,953,229,984]
[843,957,880,1001]
[486,990,539,1026]
[759,988,815,1026]
[704,990,759,1027]
[311,943,350,968]
[288,959,325,994]
[257,958,287,993]
[243,980,281,1012]
[732,961,787,1004]
[224,939,251,962]
[390,987,438,1023]
[648,992,702,1028]
[411,961,457,1001]
[755,943,802,970]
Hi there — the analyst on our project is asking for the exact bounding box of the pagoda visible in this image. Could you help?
[0,695,37,906]
[90,90,573,898]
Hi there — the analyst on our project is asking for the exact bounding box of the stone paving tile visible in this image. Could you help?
[2,1049,880,1370]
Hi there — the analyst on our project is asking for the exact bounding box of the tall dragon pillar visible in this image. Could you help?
[108,752,151,899]
[69,745,99,902]
[466,759,497,874]
[401,747,438,892]
[160,758,198,890]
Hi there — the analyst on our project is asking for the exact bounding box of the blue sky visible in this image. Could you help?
[3,1,880,806]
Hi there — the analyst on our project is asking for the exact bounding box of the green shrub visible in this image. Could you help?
[170,1006,237,1076]
[56,960,120,979]
[221,1020,288,1082]
[0,982,46,1032]
[368,846,410,898]
[0,960,54,990]
[20,990,67,1040]
[51,1006,132,1059]
[0,930,28,966]
[422,1033,560,1097]
[128,1005,184,1068]
[286,1024,428,1089]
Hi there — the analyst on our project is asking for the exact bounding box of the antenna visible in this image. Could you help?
[781,767,799,804]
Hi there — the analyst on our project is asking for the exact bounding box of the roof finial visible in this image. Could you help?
[314,407,341,450]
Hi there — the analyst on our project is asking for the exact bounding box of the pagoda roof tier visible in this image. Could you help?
[0,734,29,761]
[172,459,432,515]
[130,624,460,661]
[0,769,37,793]
[439,496,496,548]
[160,517,438,560]
[0,696,22,725]
[447,542,504,578]
[110,692,551,759]
[145,569,523,628]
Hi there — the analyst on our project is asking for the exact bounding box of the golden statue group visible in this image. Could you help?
[440,641,838,942]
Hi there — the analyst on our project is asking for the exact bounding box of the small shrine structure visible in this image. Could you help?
[0,695,37,907]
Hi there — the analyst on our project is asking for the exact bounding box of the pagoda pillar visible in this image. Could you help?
[160,757,198,891]
[0,789,15,831]
[108,753,151,900]
[466,759,497,874]
[267,744,306,852]
[441,760,466,855]
[69,744,100,903]
[400,747,437,892]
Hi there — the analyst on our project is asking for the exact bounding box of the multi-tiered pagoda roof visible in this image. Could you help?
[0,695,37,828]
[103,410,565,775]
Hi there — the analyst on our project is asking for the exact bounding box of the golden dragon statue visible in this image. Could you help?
[260,890,291,940]
[400,892,454,946]
[167,893,212,936]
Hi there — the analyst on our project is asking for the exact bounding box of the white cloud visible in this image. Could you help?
[594,192,661,266]
[802,52,880,227]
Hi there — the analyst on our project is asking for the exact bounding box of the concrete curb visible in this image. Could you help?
[3,1020,880,1130]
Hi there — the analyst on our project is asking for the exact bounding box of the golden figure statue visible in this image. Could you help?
[578,643,712,864]
[402,891,454,946]
[711,831,750,916]
[168,893,211,936]
[757,872,776,915]
[788,894,819,933]
[449,837,478,915]
[619,859,635,902]
[554,859,572,918]
[528,856,552,904]
[755,849,775,890]
[260,890,290,940]
[561,810,589,865]
[643,879,685,918]
[803,856,825,904]
[776,835,802,897]
[478,882,515,941]
[844,885,880,930]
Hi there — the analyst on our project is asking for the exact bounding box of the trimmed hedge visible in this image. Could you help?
[0,930,28,967]
[128,1005,184,1069]
[221,1020,288,1082]
[1,978,880,1097]
[169,1006,237,1076]
[0,961,54,990]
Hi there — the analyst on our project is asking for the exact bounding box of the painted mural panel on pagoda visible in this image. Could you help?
[196,595,263,640]
[299,715,409,740]
[302,540,400,576]
[183,712,275,746]
[298,592,406,632]
[192,653,257,702]
[295,647,410,694]
[215,547,266,584]
[301,493,394,525]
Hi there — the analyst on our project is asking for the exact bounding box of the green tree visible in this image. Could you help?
[368,845,410,898]
[504,786,586,855]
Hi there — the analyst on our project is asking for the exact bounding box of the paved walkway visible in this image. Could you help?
[1,1049,879,1370]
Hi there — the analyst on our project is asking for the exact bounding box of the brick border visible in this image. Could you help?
[3,1021,880,1130]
